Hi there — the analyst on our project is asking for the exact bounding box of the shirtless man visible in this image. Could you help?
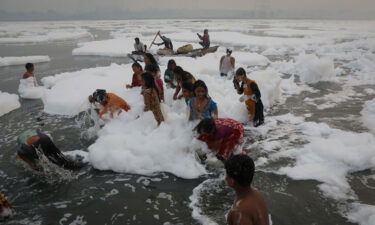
[23,62,39,86]
[225,155,269,225]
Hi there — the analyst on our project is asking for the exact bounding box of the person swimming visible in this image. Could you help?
[17,129,83,170]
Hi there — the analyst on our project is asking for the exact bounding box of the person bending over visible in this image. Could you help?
[195,118,244,161]
[17,129,82,170]
[88,89,131,119]
[225,155,269,225]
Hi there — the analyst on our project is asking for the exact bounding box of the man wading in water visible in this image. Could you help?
[225,155,269,225]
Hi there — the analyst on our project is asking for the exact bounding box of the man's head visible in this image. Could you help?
[226,48,232,56]
[25,63,34,72]
[204,29,208,34]
[135,37,140,44]
[225,155,255,188]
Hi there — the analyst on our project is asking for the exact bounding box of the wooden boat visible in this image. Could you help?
[156,45,219,57]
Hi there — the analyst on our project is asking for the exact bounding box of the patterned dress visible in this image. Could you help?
[144,88,164,124]
[198,118,244,160]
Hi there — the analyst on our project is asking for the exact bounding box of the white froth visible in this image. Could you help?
[0,91,21,117]
[0,56,50,67]
[361,99,375,134]
[277,120,375,200]
[347,203,375,225]
[18,78,45,99]
[294,54,336,84]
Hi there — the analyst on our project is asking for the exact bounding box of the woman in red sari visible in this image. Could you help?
[195,118,244,161]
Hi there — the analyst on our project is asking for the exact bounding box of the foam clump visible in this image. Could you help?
[361,99,375,134]
[18,77,45,99]
[0,56,50,67]
[277,120,375,200]
[0,91,20,117]
[294,54,336,84]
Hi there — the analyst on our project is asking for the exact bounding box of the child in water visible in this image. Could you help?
[188,80,218,121]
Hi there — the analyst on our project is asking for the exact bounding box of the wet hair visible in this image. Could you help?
[142,72,160,100]
[235,67,247,77]
[92,89,107,103]
[193,80,209,98]
[225,155,255,187]
[132,62,142,69]
[144,53,158,66]
[234,67,246,94]
[167,59,176,69]
[181,82,194,92]
[144,64,158,74]
[226,48,232,55]
[196,118,216,134]
[173,66,184,75]
[135,37,139,41]
[25,63,34,70]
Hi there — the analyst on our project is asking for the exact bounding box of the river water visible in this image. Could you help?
[0,20,375,225]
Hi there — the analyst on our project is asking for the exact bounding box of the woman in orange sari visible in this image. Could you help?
[233,67,264,127]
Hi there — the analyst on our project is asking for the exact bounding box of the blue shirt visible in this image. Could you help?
[189,98,217,120]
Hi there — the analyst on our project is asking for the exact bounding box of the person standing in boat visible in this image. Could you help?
[219,49,235,77]
[132,37,146,54]
[197,29,210,49]
[153,32,173,50]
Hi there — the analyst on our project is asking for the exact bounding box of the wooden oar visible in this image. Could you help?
[148,31,160,50]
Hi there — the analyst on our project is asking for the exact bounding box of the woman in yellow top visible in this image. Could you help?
[234,68,264,127]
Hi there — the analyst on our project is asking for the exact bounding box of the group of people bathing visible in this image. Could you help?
[133,29,210,54]
[8,46,269,224]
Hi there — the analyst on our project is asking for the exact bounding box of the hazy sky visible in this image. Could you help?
[1,0,374,13]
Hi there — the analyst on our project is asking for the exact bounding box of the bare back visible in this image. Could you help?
[23,71,34,79]
[227,189,269,225]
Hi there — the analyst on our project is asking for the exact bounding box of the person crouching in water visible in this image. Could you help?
[234,68,264,127]
[195,118,244,161]
[16,129,82,170]
[88,89,131,119]
[142,73,164,125]
[225,155,270,225]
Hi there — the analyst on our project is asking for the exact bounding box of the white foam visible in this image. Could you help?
[18,77,45,99]
[0,24,92,44]
[294,54,336,84]
[361,99,375,134]
[276,120,375,200]
[347,203,375,225]
[0,91,20,117]
[0,56,50,67]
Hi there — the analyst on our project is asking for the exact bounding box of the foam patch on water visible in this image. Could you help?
[273,119,375,200]
[0,91,20,117]
[0,22,92,44]
[347,203,375,225]
[18,77,45,99]
[0,56,50,67]
[361,99,375,134]
[294,54,336,84]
